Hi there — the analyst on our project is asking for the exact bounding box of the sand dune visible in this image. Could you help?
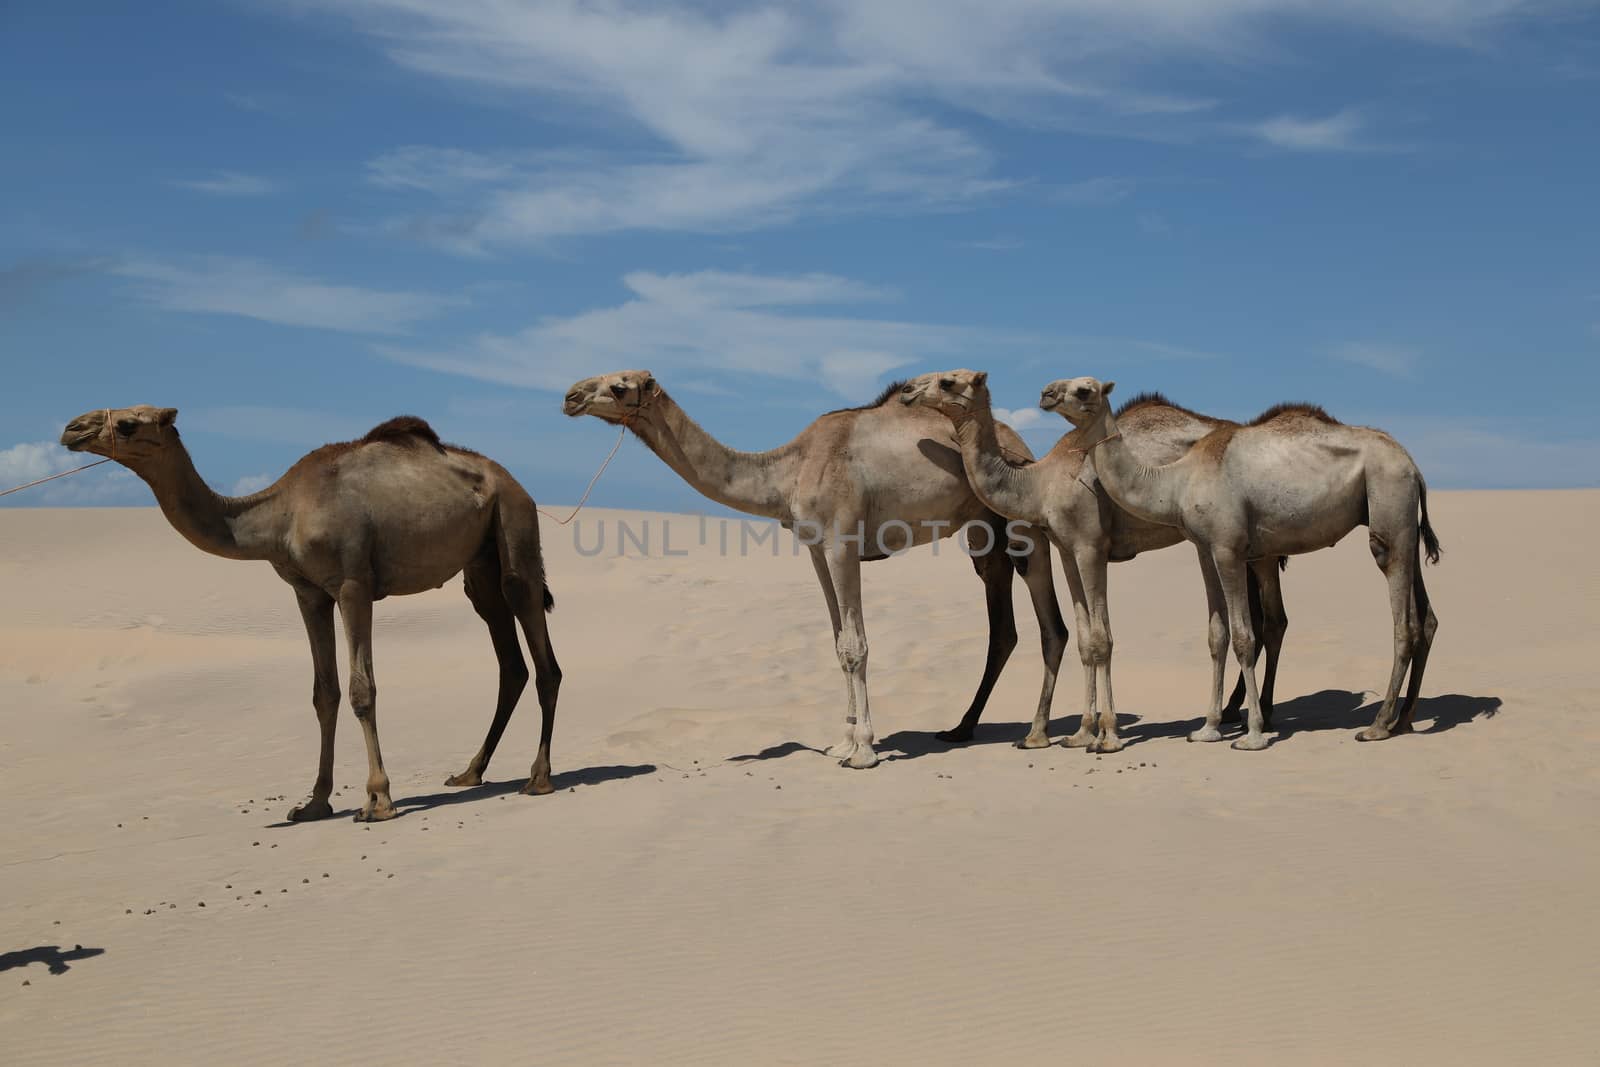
[3,493,1597,1064]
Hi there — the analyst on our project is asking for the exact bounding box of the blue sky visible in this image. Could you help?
[3,0,1598,510]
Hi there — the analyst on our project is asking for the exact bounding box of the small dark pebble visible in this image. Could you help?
[22,980,29,986]
[302,878,309,884]
[198,902,205,907]
[126,909,132,914]
[253,841,260,847]
[322,873,329,878]
[225,884,232,889]
[254,890,262,895]
[387,873,394,879]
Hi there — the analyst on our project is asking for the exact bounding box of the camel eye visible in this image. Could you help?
[116,419,138,436]
[610,383,628,398]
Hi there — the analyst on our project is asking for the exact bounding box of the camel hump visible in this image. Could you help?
[362,415,445,450]
[1249,402,1340,426]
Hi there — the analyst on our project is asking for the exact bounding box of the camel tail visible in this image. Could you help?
[1418,478,1442,565]
[1277,555,1288,572]
[543,584,555,613]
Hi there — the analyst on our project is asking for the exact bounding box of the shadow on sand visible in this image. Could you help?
[726,692,1502,762]
[0,945,105,976]
[266,763,658,825]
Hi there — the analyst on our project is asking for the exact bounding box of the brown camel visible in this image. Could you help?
[900,370,1288,752]
[60,406,561,821]
[1059,378,1441,750]
[563,371,1071,765]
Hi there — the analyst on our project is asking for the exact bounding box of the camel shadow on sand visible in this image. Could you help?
[729,691,1502,762]
[0,945,105,976]
[1118,690,1502,748]
[265,763,658,826]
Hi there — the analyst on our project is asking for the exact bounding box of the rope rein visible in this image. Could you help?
[1068,430,1122,454]
[0,410,115,499]
[534,416,633,526]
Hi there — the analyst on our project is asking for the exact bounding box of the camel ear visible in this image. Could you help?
[1101,381,1115,399]
[972,371,988,389]
[642,376,659,396]
[157,407,178,427]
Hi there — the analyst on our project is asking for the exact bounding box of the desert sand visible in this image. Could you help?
[2,492,1597,1065]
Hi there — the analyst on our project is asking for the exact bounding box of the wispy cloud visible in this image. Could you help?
[300,1,1563,244]
[957,236,1026,252]
[1137,211,1171,235]
[168,171,279,196]
[1247,109,1373,152]
[113,257,464,334]
[379,268,1023,398]
[994,406,1046,432]
[1054,177,1138,205]
[231,473,276,495]
[1333,341,1422,378]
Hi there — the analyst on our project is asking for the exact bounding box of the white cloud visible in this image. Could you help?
[1247,109,1372,152]
[113,257,464,334]
[300,1,1567,243]
[994,406,1046,431]
[0,440,144,506]
[231,473,276,495]
[1054,177,1138,205]
[378,268,1020,397]
[168,171,278,196]
[958,236,1026,251]
[1137,211,1171,234]
[1333,341,1422,377]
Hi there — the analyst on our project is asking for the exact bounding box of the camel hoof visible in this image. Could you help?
[353,803,398,823]
[825,740,858,760]
[1092,737,1126,755]
[1188,726,1224,743]
[935,727,974,744]
[1060,730,1096,749]
[520,777,554,796]
[1016,733,1052,750]
[444,770,483,788]
[1355,726,1392,743]
[287,798,332,822]
[1230,734,1270,752]
[843,746,880,770]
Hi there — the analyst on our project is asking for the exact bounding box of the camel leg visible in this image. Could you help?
[824,544,877,769]
[338,582,396,821]
[1215,552,1271,751]
[807,545,856,759]
[446,555,529,787]
[1055,542,1098,749]
[1077,544,1123,754]
[937,521,1019,743]
[287,585,340,822]
[1220,569,1264,725]
[1395,564,1439,733]
[1252,558,1288,733]
[1189,546,1230,744]
[1012,523,1067,749]
[1357,526,1422,742]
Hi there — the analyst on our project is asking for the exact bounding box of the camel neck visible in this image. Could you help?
[134,439,283,562]
[1081,407,1184,527]
[630,394,795,521]
[951,404,1052,526]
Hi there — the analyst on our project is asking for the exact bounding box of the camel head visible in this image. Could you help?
[60,405,179,464]
[898,369,989,420]
[1039,377,1114,426]
[563,370,661,425]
